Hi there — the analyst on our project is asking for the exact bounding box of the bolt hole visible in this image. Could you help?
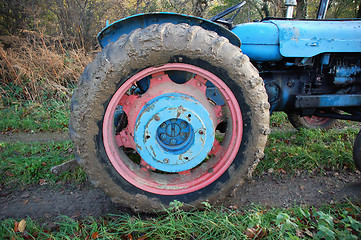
[146,135,151,139]
[184,157,189,160]
[188,114,191,118]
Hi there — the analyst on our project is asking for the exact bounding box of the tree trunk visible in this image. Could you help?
[192,0,208,17]
[296,0,308,19]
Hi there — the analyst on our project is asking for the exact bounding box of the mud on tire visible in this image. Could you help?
[69,23,269,212]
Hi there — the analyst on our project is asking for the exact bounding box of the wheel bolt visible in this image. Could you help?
[170,139,177,145]
[180,133,187,139]
[154,115,160,121]
[198,130,204,135]
[160,133,167,140]
[180,122,187,129]
[164,158,169,163]
[160,123,166,128]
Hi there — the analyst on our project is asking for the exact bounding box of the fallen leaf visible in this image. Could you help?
[244,227,267,239]
[91,232,99,239]
[14,221,19,232]
[23,200,29,205]
[245,228,256,238]
[276,168,286,174]
[41,162,47,166]
[127,233,133,240]
[18,219,26,233]
[39,179,46,185]
[5,171,14,177]
[300,185,305,190]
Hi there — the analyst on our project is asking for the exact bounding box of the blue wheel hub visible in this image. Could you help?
[156,118,194,153]
[134,93,215,172]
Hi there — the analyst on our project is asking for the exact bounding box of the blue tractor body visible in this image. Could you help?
[233,19,361,61]
[97,0,361,121]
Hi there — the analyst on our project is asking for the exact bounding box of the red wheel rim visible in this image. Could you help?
[303,115,331,126]
[103,63,243,195]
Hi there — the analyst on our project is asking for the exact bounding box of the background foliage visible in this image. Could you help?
[0,0,360,105]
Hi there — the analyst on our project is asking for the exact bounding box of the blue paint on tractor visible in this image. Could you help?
[296,94,361,108]
[133,93,215,173]
[232,21,283,62]
[97,12,240,49]
[156,118,194,153]
[233,19,361,62]
[102,2,361,123]
[334,65,361,85]
[271,19,361,58]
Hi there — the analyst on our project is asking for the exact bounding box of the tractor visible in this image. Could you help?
[69,0,361,211]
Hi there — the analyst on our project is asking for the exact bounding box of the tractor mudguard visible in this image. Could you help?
[97,12,240,49]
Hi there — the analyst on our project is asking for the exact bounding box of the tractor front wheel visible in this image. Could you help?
[69,23,269,211]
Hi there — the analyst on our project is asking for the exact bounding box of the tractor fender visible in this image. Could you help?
[97,12,240,49]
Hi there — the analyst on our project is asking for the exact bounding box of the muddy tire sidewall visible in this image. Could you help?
[70,23,269,211]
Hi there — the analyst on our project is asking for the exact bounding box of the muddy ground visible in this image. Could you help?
[0,132,360,221]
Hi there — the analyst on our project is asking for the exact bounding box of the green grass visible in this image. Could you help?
[1,201,360,239]
[0,100,69,132]
[0,140,86,188]
[0,104,360,239]
[257,127,359,175]
[255,112,361,175]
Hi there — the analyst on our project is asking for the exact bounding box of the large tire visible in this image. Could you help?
[353,130,361,171]
[287,113,337,130]
[70,23,269,212]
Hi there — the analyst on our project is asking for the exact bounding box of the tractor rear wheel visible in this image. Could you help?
[69,23,269,212]
[287,113,337,130]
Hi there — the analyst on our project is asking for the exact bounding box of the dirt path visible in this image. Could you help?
[0,132,360,220]
[1,172,360,220]
[0,132,70,143]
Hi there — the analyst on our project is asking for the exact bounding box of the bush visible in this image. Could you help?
[0,31,94,106]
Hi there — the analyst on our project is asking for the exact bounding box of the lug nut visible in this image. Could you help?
[170,139,177,145]
[180,122,187,129]
[181,133,188,139]
[160,133,167,140]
